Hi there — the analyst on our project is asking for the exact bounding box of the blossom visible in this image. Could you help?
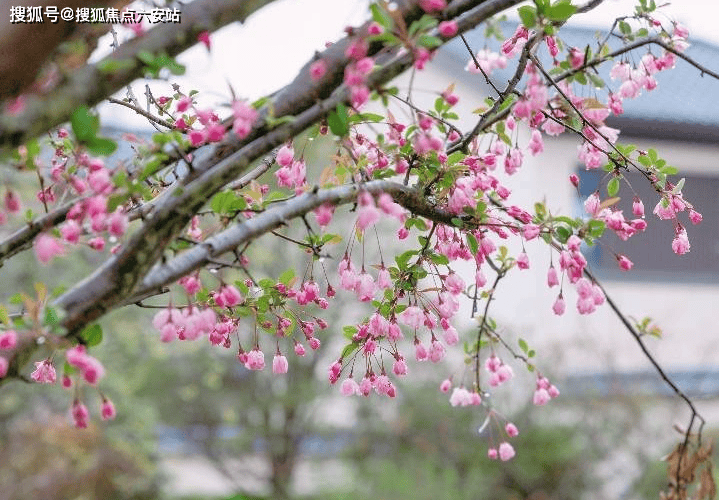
[356,192,381,231]
[533,388,550,405]
[245,349,265,370]
[71,401,90,428]
[35,233,64,264]
[499,442,516,461]
[399,306,423,330]
[272,354,289,374]
[672,229,691,255]
[438,20,458,37]
[419,0,446,13]
[0,330,17,350]
[340,377,359,396]
[617,254,633,271]
[101,399,117,420]
[516,252,529,270]
[31,359,56,384]
[505,422,519,437]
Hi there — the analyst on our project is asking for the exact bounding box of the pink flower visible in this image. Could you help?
[419,0,446,12]
[552,296,566,315]
[545,36,559,57]
[272,354,289,374]
[31,359,57,384]
[245,349,265,370]
[672,229,690,255]
[276,144,294,167]
[505,422,519,437]
[393,358,408,376]
[218,285,243,307]
[197,30,211,50]
[61,220,82,244]
[357,192,380,231]
[569,47,584,69]
[487,448,498,460]
[0,330,17,350]
[428,339,445,363]
[4,190,20,213]
[101,399,116,420]
[308,337,321,350]
[88,236,105,251]
[439,378,452,393]
[584,193,600,216]
[415,340,428,361]
[444,272,465,295]
[345,38,369,60]
[689,209,703,225]
[399,306,424,330]
[547,267,559,287]
[313,203,334,227]
[449,387,472,407]
[340,377,359,396]
[294,342,306,357]
[438,20,458,37]
[516,252,529,270]
[533,388,550,405]
[34,234,64,264]
[107,210,129,237]
[367,22,383,35]
[632,197,645,217]
[189,129,206,147]
[617,254,633,271]
[499,442,516,461]
[310,59,327,81]
[71,401,90,428]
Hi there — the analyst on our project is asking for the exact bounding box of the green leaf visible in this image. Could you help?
[211,191,238,214]
[340,342,359,359]
[408,15,437,38]
[545,0,577,21]
[518,5,537,28]
[637,154,652,167]
[430,253,449,266]
[0,305,8,325]
[659,165,678,175]
[607,177,620,197]
[417,34,442,49]
[587,219,606,238]
[279,268,295,285]
[370,3,393,29]
[619,20,631,35]
[466,233,478,256]
[555,226,571,243]
[44,306,60,326]
[96,58,135,74]
[327,103,349,137]
[79,324,103,347]
[518,338,528,353]
[86,137,117,156]
[71,106,99,143]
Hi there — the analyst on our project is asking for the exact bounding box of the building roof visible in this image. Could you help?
[438,22,719,142]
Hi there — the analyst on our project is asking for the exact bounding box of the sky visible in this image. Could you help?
[99,0,719,129]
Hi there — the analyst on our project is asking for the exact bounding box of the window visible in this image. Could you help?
[577,168,719,282]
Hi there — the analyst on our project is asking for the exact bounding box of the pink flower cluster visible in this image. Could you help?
[66,345,105,386]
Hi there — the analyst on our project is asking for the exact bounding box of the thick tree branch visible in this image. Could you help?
[132,180,458,299]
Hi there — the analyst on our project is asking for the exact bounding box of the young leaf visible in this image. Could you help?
[607,177,620,197]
